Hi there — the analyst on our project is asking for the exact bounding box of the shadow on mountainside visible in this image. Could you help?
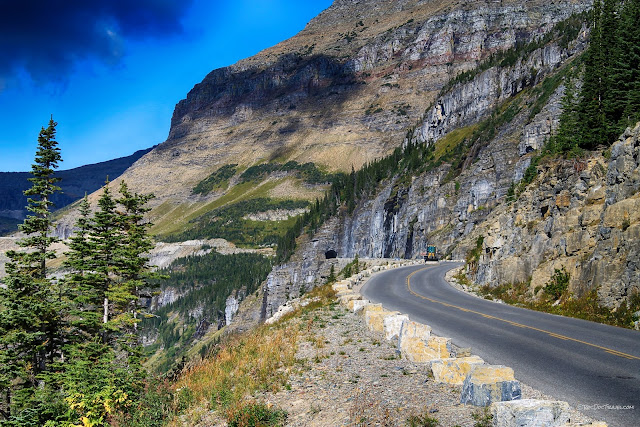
[164,53,364,143]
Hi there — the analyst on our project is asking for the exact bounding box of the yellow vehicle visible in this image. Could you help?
[423,245,438,261]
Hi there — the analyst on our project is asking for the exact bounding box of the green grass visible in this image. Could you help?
[159,197,309,246]
[151,180,286,237]
[433,124,479,160]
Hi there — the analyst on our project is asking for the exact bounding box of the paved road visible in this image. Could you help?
[361,262,640,426]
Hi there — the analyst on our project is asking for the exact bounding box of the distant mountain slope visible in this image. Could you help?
[0,146,154,235]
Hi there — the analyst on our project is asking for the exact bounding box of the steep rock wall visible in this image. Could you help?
[468,123,640,308]
[253,25,584,322]
[411,25,587,146]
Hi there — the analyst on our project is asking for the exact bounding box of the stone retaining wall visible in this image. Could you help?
[329,262,607,427]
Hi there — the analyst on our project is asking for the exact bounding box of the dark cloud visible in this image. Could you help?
[0,0,195,84]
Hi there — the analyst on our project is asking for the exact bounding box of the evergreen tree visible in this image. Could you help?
[64,196,102,340]
[551,75,581,154]
[578,0,608,149]
[113,181,156,336]
[0,118,64,423]
[88,181,121,340]
[600,0,621,142]
[617,0,640,128]
[59,180,157,425]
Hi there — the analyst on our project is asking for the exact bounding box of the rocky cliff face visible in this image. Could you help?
[108,0,591,229]
[227,0,598,327]
[468,123,640,308]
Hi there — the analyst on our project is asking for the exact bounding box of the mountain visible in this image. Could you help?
[0,146,154,235]
[253,0,639,330]
[74,0,589,239]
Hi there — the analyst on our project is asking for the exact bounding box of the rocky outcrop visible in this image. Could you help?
[412,32,586,146]
[243,208,308,222]
[148,238,272,270]
[468,123,640,308]
[224,294,240,326]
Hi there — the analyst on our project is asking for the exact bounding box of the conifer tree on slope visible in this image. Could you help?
[60,181,157,425]
[64,195,103,340]
[0,118,64,421]
[617,0,640,128]
[578,0,607,149]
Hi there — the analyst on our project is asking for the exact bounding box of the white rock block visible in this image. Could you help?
[491,399,570,427]
[348,299,370,313]
[383,313,409,341]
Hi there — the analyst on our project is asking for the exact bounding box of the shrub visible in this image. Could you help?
[193,164,238,194]
[472,407,493,427]
[544,267,570,301]
[406,412,439,426]
[227,402,287,427]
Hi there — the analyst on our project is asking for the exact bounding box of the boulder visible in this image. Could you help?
[335,289,355,298]
[398,320,432,343]
[397,320,439,362]
[491,399,570,426]
[401,337,442,362]
[365,310,398,333]
[360,303,383,315]
[338,293,361,305]
[454,347,472,357]
[427,336,452,359]
[431,356,485,385]
[332,283,349,293]
[460,365,521,406]
[400,336,451,363]
[348,299,370,313]
[383,313,409,341]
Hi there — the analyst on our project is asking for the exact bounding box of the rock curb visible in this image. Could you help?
[332,262,607,427]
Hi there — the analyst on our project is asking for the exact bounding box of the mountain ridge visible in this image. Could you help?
[0,146,154,235]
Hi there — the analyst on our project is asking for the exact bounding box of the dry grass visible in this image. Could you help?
[267,178,327,201]
[150,179,285,236]
[169,324,299,425]
[168,283,337,426]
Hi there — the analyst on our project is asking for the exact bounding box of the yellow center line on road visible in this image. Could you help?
[406,267,640,361]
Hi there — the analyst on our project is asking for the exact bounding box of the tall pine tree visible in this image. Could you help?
[59,180,157,425]
[0,117,65,424]
[618,0,640,128]
[578,0,608,149]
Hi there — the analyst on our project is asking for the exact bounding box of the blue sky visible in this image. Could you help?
[0,0,333,172]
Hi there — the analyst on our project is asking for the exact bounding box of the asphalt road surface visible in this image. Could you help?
[361,262,640,426]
